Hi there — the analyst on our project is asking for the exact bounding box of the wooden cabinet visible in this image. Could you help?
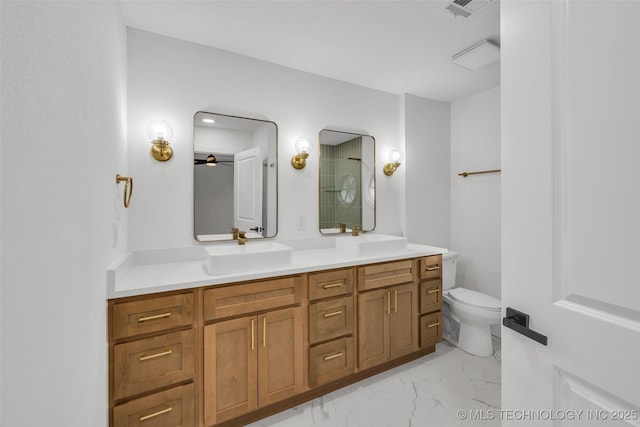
[109,291,196,427]
[203,316,257,424]
[420,255,442,280]
[203,276,302,321]
[113,383,195,427]
[420,311,443,348]
[358,282,418,370]
[357,259,415,292]
[309,295,353,344]
[308,268,353,301]
[112,293,194,340]
[420,279,442,314]
[203,278,304,426]
[113,329,195,400]
[418,255,443,349]
[308,337,354,388]
[389,283,419,359]
[109,254,443,426]
[307,268,355,388]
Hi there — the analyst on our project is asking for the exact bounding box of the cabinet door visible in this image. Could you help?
[389,282,419,359]
[357,288,390,370]
[258,307,304,407]
[204,317,258,426]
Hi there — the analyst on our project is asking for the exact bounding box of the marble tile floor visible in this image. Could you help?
[247,338,501,427]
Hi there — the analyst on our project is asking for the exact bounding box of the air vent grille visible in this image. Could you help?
[446,4,472,17]
[441,0,496,18]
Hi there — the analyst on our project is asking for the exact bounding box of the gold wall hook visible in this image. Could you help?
[115,174,133,208]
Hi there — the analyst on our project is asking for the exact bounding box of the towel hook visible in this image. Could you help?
[115,174,133,208]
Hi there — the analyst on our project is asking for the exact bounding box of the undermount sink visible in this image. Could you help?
[205,242,293,275]
[335,234,408,255]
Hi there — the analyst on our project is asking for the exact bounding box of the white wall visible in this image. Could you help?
[450,86,501,331]
[0,2,127,425]
[127,29,406,249]
[405,94,451,247]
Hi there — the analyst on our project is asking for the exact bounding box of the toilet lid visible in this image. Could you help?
[448,288,501,310]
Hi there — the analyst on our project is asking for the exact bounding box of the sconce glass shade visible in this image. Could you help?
[388,149,404,164]
[383,149,404,176]
[291,137,312,170]
[146,120,174,141]
[294,137,312,155]
[147,120,174,162]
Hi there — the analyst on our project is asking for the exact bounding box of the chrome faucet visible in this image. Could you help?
[237,231,248,245]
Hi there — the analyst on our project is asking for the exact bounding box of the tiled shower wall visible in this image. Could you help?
[320,137,363,230]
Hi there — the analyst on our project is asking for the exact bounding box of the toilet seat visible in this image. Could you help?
[447,288,500,311]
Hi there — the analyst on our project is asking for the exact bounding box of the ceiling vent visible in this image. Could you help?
[442,0,495,18]
[452,39,500,71]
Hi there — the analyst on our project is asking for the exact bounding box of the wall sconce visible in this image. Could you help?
[146,120,174,162]
[291,137,312,170]
[383,149,404,176]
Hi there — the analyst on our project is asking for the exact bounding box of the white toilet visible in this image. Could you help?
[442,251,501,357]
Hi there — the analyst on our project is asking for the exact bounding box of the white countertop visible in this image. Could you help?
[107,237,447,299]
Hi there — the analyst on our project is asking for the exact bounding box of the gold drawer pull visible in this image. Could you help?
[138,312,171,322]
[263,317,266,348]
[425,265,440,271]
[386,291,391,314]
[322,282,344,289]
[427,289,440,294]
[394,289,398,313]
[251,319,255,351]
[323,310,343,318]
[139,406,173,421]
[139,349,173,361]
[427,322,440,328]
[323,352,343,361]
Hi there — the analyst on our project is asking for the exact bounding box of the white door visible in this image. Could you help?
[234,146,263,233]
[502,0,640,425]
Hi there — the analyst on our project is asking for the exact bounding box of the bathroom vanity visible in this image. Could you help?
[107,241,444,426]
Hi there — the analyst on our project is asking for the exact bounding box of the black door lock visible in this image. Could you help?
[502,307,548,346]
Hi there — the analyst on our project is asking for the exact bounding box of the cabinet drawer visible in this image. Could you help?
[309,337,354,388]
[113,329,195,400]
[203,276,302,321]
[113,383,194,426]
[357,259,415,291]
[420,255,443,280]
[112,293,194,340]
[420,279,442,314]
[309,296,354,344]
[308,268,354,301]
[420,311,443,348]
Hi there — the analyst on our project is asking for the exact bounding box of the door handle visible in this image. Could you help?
[502,307,548,346]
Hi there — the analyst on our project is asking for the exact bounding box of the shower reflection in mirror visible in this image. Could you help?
[319,129,375,235]
[193,112,278,242]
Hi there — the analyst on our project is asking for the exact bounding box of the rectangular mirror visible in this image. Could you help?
[319,129,375,234]
[193,112,278,242]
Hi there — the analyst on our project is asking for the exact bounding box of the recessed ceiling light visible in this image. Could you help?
[202,118,215,124]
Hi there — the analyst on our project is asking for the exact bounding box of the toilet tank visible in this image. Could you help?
[442,251,459,290]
